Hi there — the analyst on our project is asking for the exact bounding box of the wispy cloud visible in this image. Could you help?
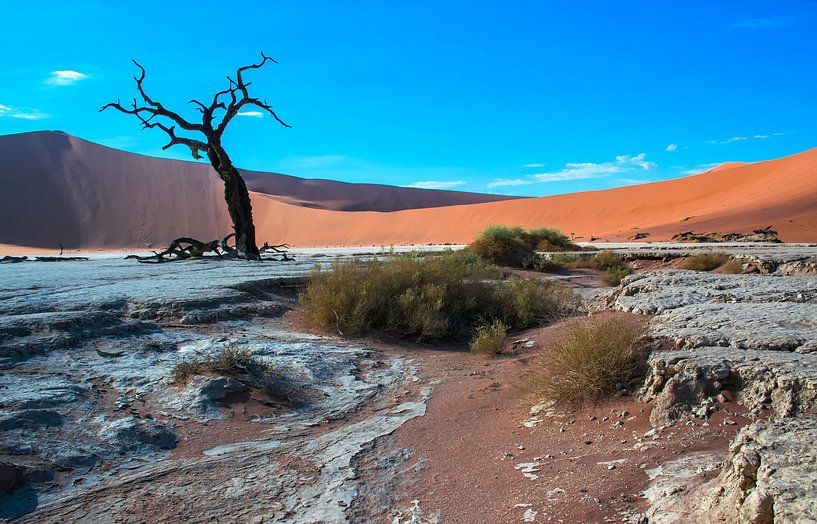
[405,180,467,190]
[0,103,49,120]
[680,162,721,175]
[45,70,90,86]
[707,133,779,145]
[665,143,678,152]
[237,111,264,118]
[489,153,655,188]
[522,163,544,168]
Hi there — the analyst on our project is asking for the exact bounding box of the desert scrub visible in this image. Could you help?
[467,225,580,267]
[678,252,732,271]
[171,346,300,401]
[551,250,633,284]
[720,258,745,274]
[602,266,632,286]
[469,320,507,356]
[300,251,580,342]
[532,316,648,405]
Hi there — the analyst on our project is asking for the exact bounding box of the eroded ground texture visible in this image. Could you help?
[1,244,816,523]
[603,258,817,523]
[0,253,433,521]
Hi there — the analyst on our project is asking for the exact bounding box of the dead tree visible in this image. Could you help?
[101,53,290,260]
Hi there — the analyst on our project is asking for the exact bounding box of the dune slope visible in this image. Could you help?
[249,148,817,245]
[0,131,520,249]
[1,131,815,249]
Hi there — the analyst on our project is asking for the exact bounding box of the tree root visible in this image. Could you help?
[126,235,293,263]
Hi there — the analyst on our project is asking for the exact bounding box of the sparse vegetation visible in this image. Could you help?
[469,320,507,356]
[602,266,632,286]
[544,250,634,285]
[299,251,580,342]
[720,259,745,274]
[467,225,580,267]
[171,345,300,401]
[531,316,648,405]
[677,252,732,271]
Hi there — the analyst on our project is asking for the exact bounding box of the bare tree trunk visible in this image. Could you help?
[221,167,259,259]
[207,147,260,260]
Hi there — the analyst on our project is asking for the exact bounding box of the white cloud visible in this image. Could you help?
[665,143,678,152]
[237,111,264,118]
[680,162,721,175]
[488,153,655,188]
[522,163,544,168]
[405,180,467,190]
[488,178,532,188]
[0,103,48,120]
[45,70,90,86]
[708,133,780,145]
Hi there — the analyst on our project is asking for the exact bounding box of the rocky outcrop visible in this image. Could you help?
[642,349,817,426]
[647,419,817,523]
[609,266,817,522]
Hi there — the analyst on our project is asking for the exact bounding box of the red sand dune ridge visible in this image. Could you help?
[253,147,817,245]
[1,131,816,250]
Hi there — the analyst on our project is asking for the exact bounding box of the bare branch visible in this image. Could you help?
[128,59,204,133]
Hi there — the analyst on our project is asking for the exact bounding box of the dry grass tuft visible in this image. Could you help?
[531,316,648,405]
[469,320,507,356]
[602,266,632,286]
[171,345,301,402]
[720,259,745,274]
[677,252,732,271]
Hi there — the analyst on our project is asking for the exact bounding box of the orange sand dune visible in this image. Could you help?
[1,130,816,251]
[249,148,817,245]
[0,131,519,250]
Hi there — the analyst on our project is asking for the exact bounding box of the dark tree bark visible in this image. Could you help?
[100,53,290,260]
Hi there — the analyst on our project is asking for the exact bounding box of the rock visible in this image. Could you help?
[0,409,63,431]
[648,419,817,523]
[166,375,247,421]
[99,417,177,451]
[0,462,22,493]
[642,348,817,425]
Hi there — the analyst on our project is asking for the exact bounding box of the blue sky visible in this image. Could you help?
[1,1,815,196]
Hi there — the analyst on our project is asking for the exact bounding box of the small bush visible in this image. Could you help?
[467,225,580,267]
[720,259,744,274]
[602,266,632,286]
[469,320,507,356]
[532,316,648,405]
[678,252,731,271]
[171,346,300,401]
[521,255,566,273]
[299,251,579,342]
[171,361,200,382]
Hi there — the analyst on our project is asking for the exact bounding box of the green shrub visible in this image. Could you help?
[299,251,579,342]
[532,316,648,405]
[521,255,566,273]
[602,266,632,286]
[678,252,732,271]
[469,320,507,356]
[467,225,580,267]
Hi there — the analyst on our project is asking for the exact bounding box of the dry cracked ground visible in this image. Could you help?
[1,244,816,523]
